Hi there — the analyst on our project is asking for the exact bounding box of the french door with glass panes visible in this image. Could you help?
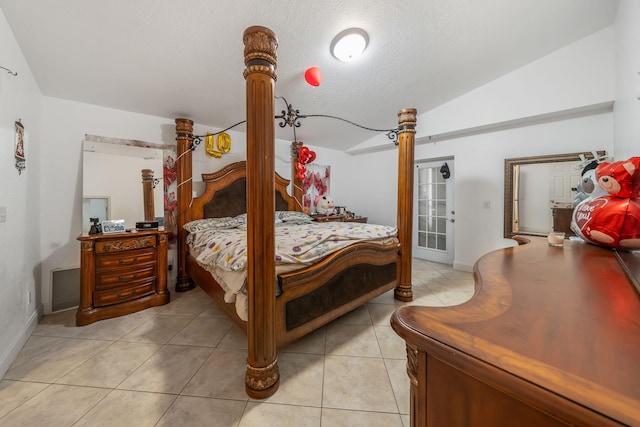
[414,160,455,264]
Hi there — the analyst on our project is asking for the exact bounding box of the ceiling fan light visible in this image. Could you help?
[330,28,369,62]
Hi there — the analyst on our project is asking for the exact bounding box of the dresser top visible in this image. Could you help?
[392,238,640,426]
[78,227,168,241]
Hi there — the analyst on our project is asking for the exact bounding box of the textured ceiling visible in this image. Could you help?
[0,0,619,150]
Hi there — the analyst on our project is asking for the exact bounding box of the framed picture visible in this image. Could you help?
[301,163,330,214]
[101,219,126,234]
[14,120,25,174]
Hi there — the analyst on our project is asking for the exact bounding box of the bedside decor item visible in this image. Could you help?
[315,194,335,215]
[136,221,159,230]
[14,120,25,174]
[88,217,102,235]
[101,219,125,234]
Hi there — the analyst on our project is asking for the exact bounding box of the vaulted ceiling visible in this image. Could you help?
[0,0,619,150]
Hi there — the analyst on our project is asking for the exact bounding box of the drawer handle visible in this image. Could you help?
[117,289,136,299]
[118,257,139,265]
[118,273,138,282]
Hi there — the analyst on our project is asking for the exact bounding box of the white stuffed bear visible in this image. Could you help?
[315,195,335,215]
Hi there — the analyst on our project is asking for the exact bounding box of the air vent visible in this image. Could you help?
[51,268,80,312]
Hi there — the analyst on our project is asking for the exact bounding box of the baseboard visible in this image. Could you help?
[0,309,39,379]
[453,261,473,272]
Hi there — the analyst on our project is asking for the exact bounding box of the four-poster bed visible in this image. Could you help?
[174,26,416,398]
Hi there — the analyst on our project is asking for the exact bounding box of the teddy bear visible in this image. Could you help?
[571,156,640,250]
[572,160,608,206]
[315,195,336,215]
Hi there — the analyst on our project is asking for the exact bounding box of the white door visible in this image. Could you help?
[549,161,581,205]
[414,160,455,265]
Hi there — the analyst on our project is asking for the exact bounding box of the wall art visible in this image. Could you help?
[14,120,25,174]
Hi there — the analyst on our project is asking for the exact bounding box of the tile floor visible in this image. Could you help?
[0,258,474,427]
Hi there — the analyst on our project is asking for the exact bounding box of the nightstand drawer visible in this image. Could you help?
[96,264,156,289]
[96,248,157,270]
[95,235,156,254]
[93,280,156,307]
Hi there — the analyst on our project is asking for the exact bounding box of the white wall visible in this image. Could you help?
[614,0,640,159]
[347,26,616,270]
[0,9,43,377]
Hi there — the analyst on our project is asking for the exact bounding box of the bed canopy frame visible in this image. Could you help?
[173,26,416,398]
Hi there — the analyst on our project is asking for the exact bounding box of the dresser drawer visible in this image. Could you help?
[93,280,156,307]
[95,235,156,254]
[96,248,157,270]
[96,264,156,289]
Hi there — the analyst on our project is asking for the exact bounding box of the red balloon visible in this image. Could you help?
[295,161,306,174]
[304,67,322,87]
[307,150,316,164]
[298,146,317,165]
[298,147,309,163]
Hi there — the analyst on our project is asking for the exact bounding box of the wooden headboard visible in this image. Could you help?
[190,161,297,220]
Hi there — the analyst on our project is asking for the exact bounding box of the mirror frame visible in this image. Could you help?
[503,151,606,239]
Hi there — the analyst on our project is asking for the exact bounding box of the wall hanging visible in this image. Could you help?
[14,120,25,174]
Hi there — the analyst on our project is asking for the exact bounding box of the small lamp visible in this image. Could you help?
[330,28,369,62]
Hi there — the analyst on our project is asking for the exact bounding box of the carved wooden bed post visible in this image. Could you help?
[175,118,195,292]
[291,141,303,211]
[243,25,280,398]
[395,108,417,302]
[141,169,155,222]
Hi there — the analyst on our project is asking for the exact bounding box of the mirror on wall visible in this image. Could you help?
[503,151,606,238]
[82,139,164,232]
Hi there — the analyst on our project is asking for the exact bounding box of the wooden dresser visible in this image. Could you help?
[77,229,170,326]
[391,238,640,427]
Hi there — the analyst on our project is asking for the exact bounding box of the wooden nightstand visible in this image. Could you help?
[348,217,368,223]
[311,214,345,223]
[311,215,368,223]
[76,229,170,326]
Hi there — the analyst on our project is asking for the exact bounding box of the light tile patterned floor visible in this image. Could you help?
[0,258,474,427]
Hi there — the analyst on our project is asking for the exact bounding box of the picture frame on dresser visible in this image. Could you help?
[101,219,126,234]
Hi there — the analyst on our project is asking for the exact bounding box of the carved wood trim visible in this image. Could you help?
[406,343,419,386]
[245,358,280,396]
[96,236,155,253]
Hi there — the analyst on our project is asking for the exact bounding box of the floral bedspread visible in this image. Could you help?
[186,219,398,320]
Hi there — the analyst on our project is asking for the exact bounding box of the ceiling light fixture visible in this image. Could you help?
[330,28,369,62]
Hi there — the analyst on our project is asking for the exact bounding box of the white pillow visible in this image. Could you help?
[183,217,240,232]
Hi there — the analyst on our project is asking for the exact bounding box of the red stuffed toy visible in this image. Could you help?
[572,157,640,250]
